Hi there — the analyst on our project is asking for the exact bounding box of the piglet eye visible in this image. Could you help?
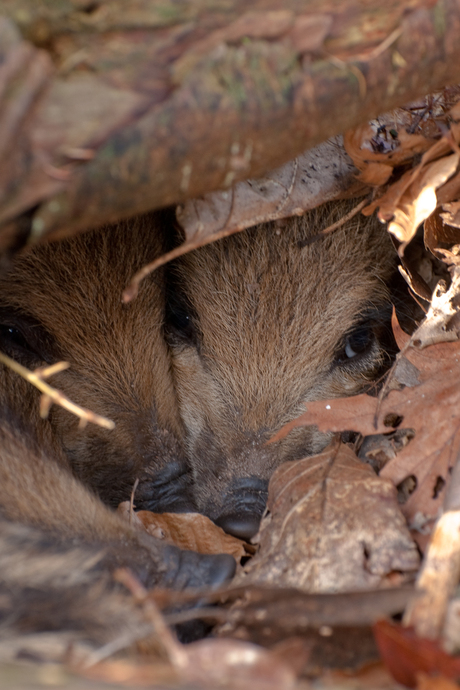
[343,326,373,359]
[169,308,192,335]
[0,325,30,352]
[166,302,196,343]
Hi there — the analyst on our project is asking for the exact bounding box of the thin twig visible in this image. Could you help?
[0,350,115,430]
[114,568,188,668]
[299,198,369,248]
[129,478,139,526]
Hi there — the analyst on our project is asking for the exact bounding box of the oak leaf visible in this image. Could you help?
[237,441,419,592]
[274,331,460,548]
[117,504,248,560]
[373,620,460,687]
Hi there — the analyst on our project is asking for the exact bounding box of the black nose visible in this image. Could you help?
[215,512,262,540]
[214,476,268,540]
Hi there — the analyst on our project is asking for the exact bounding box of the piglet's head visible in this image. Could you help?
[168,203,396,539]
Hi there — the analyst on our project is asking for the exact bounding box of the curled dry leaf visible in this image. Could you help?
[343,90,460,191]
[426,208,460,250]
[123,138,363,301]
[363,136,458,236]
[236,441,419,593]
[345,93,460,255]
[409,260,460,348]
[343,121,433,186]
[387,152,460,251]
[117,503,248,560]
[176,137,361,242]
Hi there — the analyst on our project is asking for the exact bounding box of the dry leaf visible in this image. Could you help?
[123,138,363,301]
[236,441,419,592]
[273,318,460,548]
[417,674,460,690]
[373,620,460,688]
[117,503,248,560]
[427,208,460,249]
[79,638,296,690]
[137,511,249,560]
[409,260,460,348]
[388,153,460,250]
[176,137,361,239]
[344,121,432,184]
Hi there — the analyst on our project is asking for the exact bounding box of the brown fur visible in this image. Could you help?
[0,213,236,646]
[0,410,234,647]
[168,202,397,536]
[0,213,191,511]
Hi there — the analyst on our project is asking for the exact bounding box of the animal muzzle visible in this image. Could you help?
[213,476,269,540]
[135,459,196,513]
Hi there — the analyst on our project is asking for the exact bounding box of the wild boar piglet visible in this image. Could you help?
[0,213,235,632]
[167,202,397,539]
[0,214,192,513]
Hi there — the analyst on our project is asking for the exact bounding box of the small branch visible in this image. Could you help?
[114,568,188,668]
[0,350,115,430]
[298,198,369,248]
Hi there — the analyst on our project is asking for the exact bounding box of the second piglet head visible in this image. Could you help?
[167,203,397,539]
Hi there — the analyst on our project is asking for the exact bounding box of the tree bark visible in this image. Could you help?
[1,0,460,244]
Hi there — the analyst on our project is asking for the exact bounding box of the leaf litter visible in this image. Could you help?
[71,90,460,687]
[235,440,419,592]
[273,257,460,553]
[117,502,251,561]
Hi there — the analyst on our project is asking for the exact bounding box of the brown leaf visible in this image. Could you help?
[123,137,363,301]
[344,121,433,173]
[176,137,362,236]
[135,510,249,560]
[274,324,460,547]
[180,638,297,690]
[427,207,460,257]
[439,203,460,231]
[388,153,460,249]
[78,639,297,689]
[373,620,460,687]
[417,674,460,690]
[358,162,394,186]
[363,136,454,216]
[237,441,419,592]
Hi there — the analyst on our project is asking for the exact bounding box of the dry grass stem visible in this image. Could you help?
[0,351,115,430]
